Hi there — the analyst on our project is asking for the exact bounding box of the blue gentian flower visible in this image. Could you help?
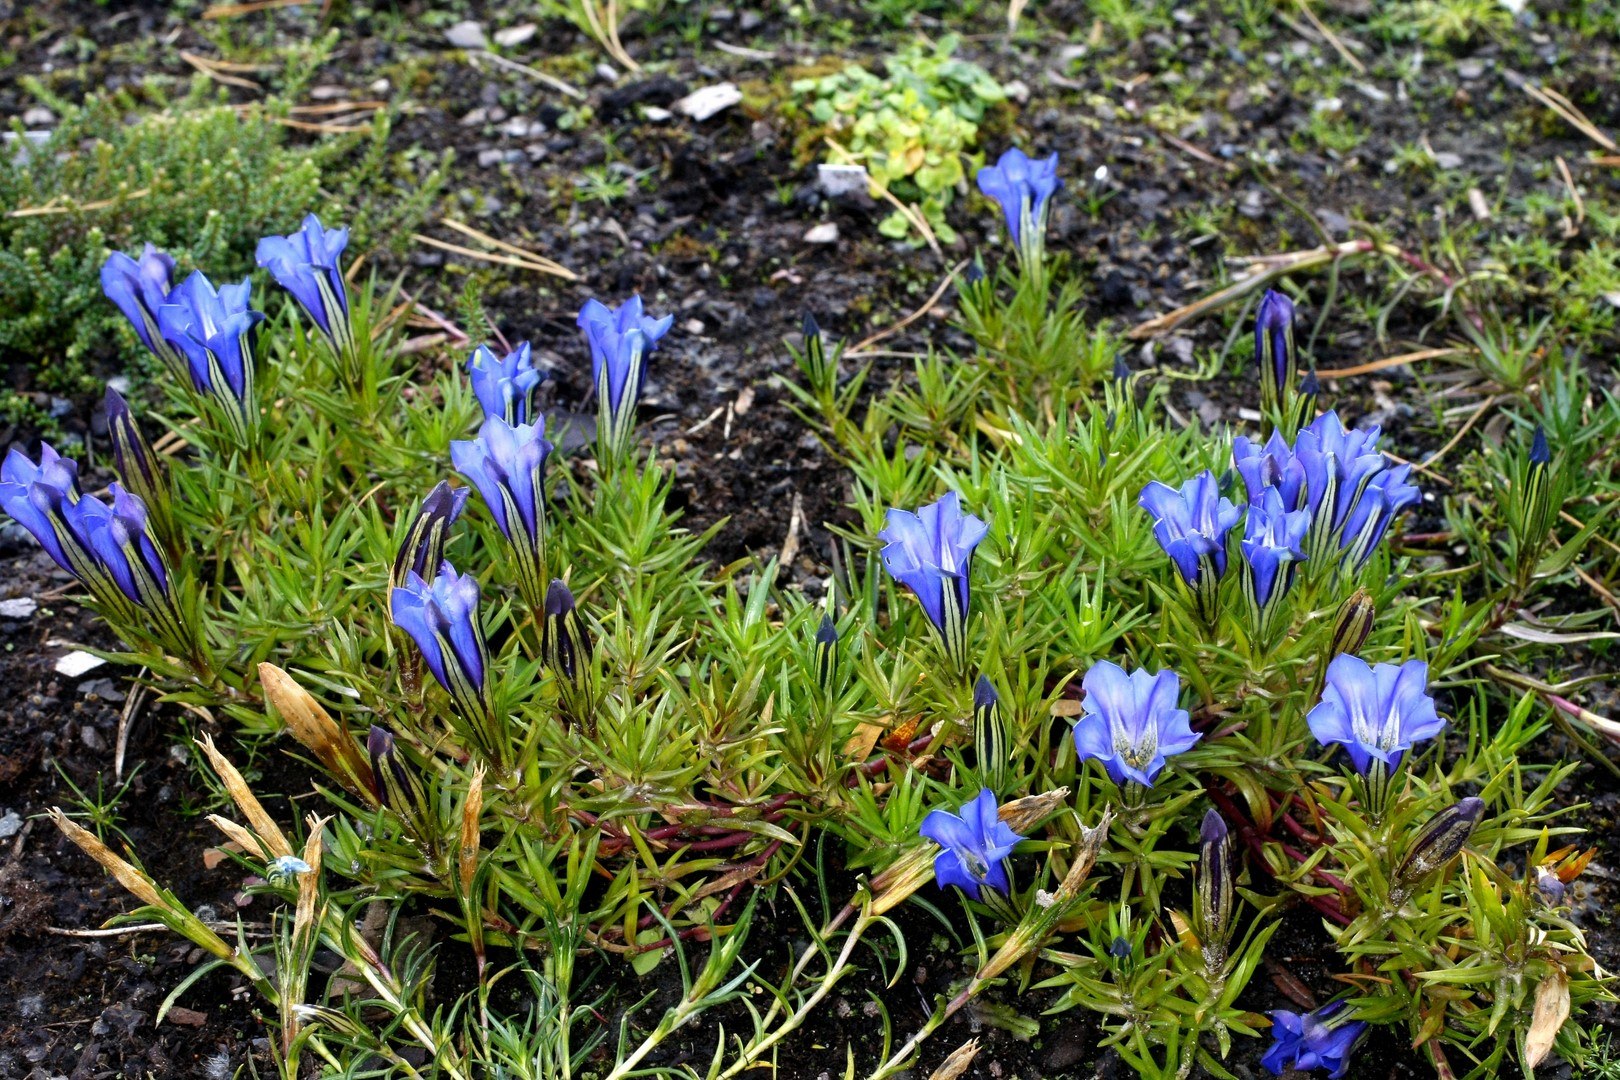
[1139,470,1242,620]
[1071,660,1200,787]
[467,341,544,425]
[390,562,491,728]
[919,788,1024,901]
[157,271,264,445]
[451,416,554,609]
[1261,1003,1367,1079]
[101,244,186,377]
[256,214,353,359]
[976,148,1062,261]
[0,442,88,577]
[1255,289,1297,418]
[1232,431,1307,512]
[1240,487,1309,636]
[1337,463,1420,570]
[1306,654,1444,774]
[878,491,989,668]
[1,446,188,648]
[1293,411,1390,562]
[577,295,673,463]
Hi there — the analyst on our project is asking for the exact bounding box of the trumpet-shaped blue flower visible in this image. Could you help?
[1255,289,1297,416]
[976,148,1062,259]
[578,296,673,462]
[1072,660,1200,787]
[919,788,1024,901]
[101,244,185,376]
[2,445,188,649]
[1261,1003,1367,1079]
[0,442,86,575]
[1338,462,1420,570]
[1240,487,1310,627]
[1307,654,1444,774]
[451,416,553,608]
[157,271,264,444]
[1232,430,1306,511]
[878,492,989,667]
[256,214,352,358]
[1140,471,1241,620]
[1293,411,1388,556]
[467,341,544,425]
[391,562,490,717]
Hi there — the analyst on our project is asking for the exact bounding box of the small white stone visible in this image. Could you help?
[1603,292,1620,309]
[1312,97,1343,114]
[0,810,21,840]
[674,83,742,121]
[493,23,538,47]
[642,105,673,122]
[444,20,488,49]
[0,597,38,618]
[55,650,106,678]
[683,318,706,335]
[803,222,839,244]
[817,163,869,198]
[21,106,55,126]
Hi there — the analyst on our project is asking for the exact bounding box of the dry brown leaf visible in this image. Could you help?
[1524,970,1570,1068]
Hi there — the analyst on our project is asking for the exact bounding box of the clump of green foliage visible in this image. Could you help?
[788,35,1006,242]
[0,79,443,428]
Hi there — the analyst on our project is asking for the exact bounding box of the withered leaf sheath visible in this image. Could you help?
[1394,797,1485,892]
[1194,810,1236,971]
[972,676,1007,795]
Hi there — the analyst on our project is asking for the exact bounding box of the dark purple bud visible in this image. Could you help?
[814,613,838,690]
[1255,289,1297,416]
[1108,937,1132,959]
[802,311,821,342]
[543,578,594,732]
[1112,355,1130,382]
[1195,809,1236,969]
[1394,797,1485,890]
[1529,424,1550,466]
[965,260,986,286]
[1534,866,1565,906]
[391,481,470,593]
[1327,589,1376,662]
[1299,370,1320,397]
[972,675,1006,793]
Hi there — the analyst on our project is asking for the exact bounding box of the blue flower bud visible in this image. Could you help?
[577,295,673,465]
[156,271,264,446]
[976,148,1062,263]
[467,341,544,425]
[878,492,988,669]
[391,481,469,593]
[256,214,353,362]
[451,416,553,611]
[101,244,186,378]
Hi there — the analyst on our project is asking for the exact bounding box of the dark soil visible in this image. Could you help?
[2,0,1617,1076]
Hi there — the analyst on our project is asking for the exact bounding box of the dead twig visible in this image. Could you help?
[413,233,578,281]
[1419,394,1498,475]
[439,218,578,279]
[179,51,263,91]
[468,50,586,100]
[7,188,151,218]
[1508,71,1617,152]
[1316,347,1469,380]
[1291,0,1366,74]
[849,262,966,356]
[202,0,308,18]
